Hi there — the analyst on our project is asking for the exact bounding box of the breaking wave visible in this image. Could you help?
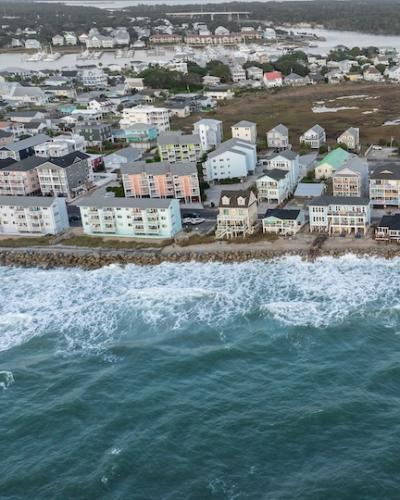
[0,255,399,354]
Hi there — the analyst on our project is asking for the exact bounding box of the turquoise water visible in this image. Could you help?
[1,256,400,499]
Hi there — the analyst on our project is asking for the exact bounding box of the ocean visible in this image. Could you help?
[1,256,400,499]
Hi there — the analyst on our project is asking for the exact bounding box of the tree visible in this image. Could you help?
[205,60,232,83]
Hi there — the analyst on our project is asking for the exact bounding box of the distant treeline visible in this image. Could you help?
[4,0,400,38]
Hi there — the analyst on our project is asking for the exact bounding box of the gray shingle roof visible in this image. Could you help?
[121,160,197,176]
[0,195,56,207]
[2,134,50,152]
[310,195,370,206]
[75,195,174,209]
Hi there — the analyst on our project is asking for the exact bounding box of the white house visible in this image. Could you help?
[256,169,291,204]
[0,196,69,235]
[363,66,384,82]
[266,150,300,193]
[246,66,263,81]
[300,125,326,149]
[337,127,360,150]
[386,65,400,81]
[231,120,257,144]
[309,195,371,235]
[193,118,223,151]
[262,208,305,235]
[231,65,247,83]
[267,124,290,150]
[75,196,182,239]
[25,39,41,50]
[203,138,257,182]
[52,34,64,46]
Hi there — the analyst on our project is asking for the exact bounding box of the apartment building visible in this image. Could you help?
[256,169,291,204]
[157,131,202,163]
[193,119,223,151]
[120,106,170,132]
[369,164,400,207]
[262,208,305,236]
[0,156,44,196]
[81,68,108,88]
[76,196,182,239]
[121,160,200,203]
[309,195,371,235]
[0,196,69,235]
[231,120,257,144]
[36,151,90,200]
[203,138,257,182]
[299,125,326,149]
[267,124,290,150]
[216,190,258,239]
[332,157,369,197]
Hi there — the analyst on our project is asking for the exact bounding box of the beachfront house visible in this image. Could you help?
[0,156,44,196]
[309,195,371,235]
[263,71,283,88]
[215,190,258,239]
[375,214,400,242]
[262,208,305,236]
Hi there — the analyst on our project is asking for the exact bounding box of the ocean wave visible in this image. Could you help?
[0,370,14,390]
[0,256,400,354]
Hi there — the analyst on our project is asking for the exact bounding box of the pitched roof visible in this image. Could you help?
[75,195,175,209]
[377,214,400,230]
[370,164,400,180]
[232,120,256,128]
[219,190,255,208]
[259,168,288,181]
[2,134,50,152]
[317,147,350,169]
[121,160,197,176]
[310,195,370,206]
[264,71,282,80]
[270,149,298,161]
[294,182,325,197]
[38,151,89,169]
[0,155,47,172]
[264,208,301,220]
[269,124,288,135]
[0,195,56,207]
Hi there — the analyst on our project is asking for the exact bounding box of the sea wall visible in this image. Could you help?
[0,244,400,269]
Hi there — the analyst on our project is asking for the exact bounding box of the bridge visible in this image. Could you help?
[166,11,251,21]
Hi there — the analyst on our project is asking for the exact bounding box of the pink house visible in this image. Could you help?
[0,156,44,196]
[263,71,283,88]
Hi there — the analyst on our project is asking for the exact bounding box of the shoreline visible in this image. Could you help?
[1,240,400,268]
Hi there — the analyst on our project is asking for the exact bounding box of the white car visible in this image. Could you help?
[183,217,205,225]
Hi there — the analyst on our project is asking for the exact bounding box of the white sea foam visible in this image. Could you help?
[0,370,14,390]
[0,256,400,353]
